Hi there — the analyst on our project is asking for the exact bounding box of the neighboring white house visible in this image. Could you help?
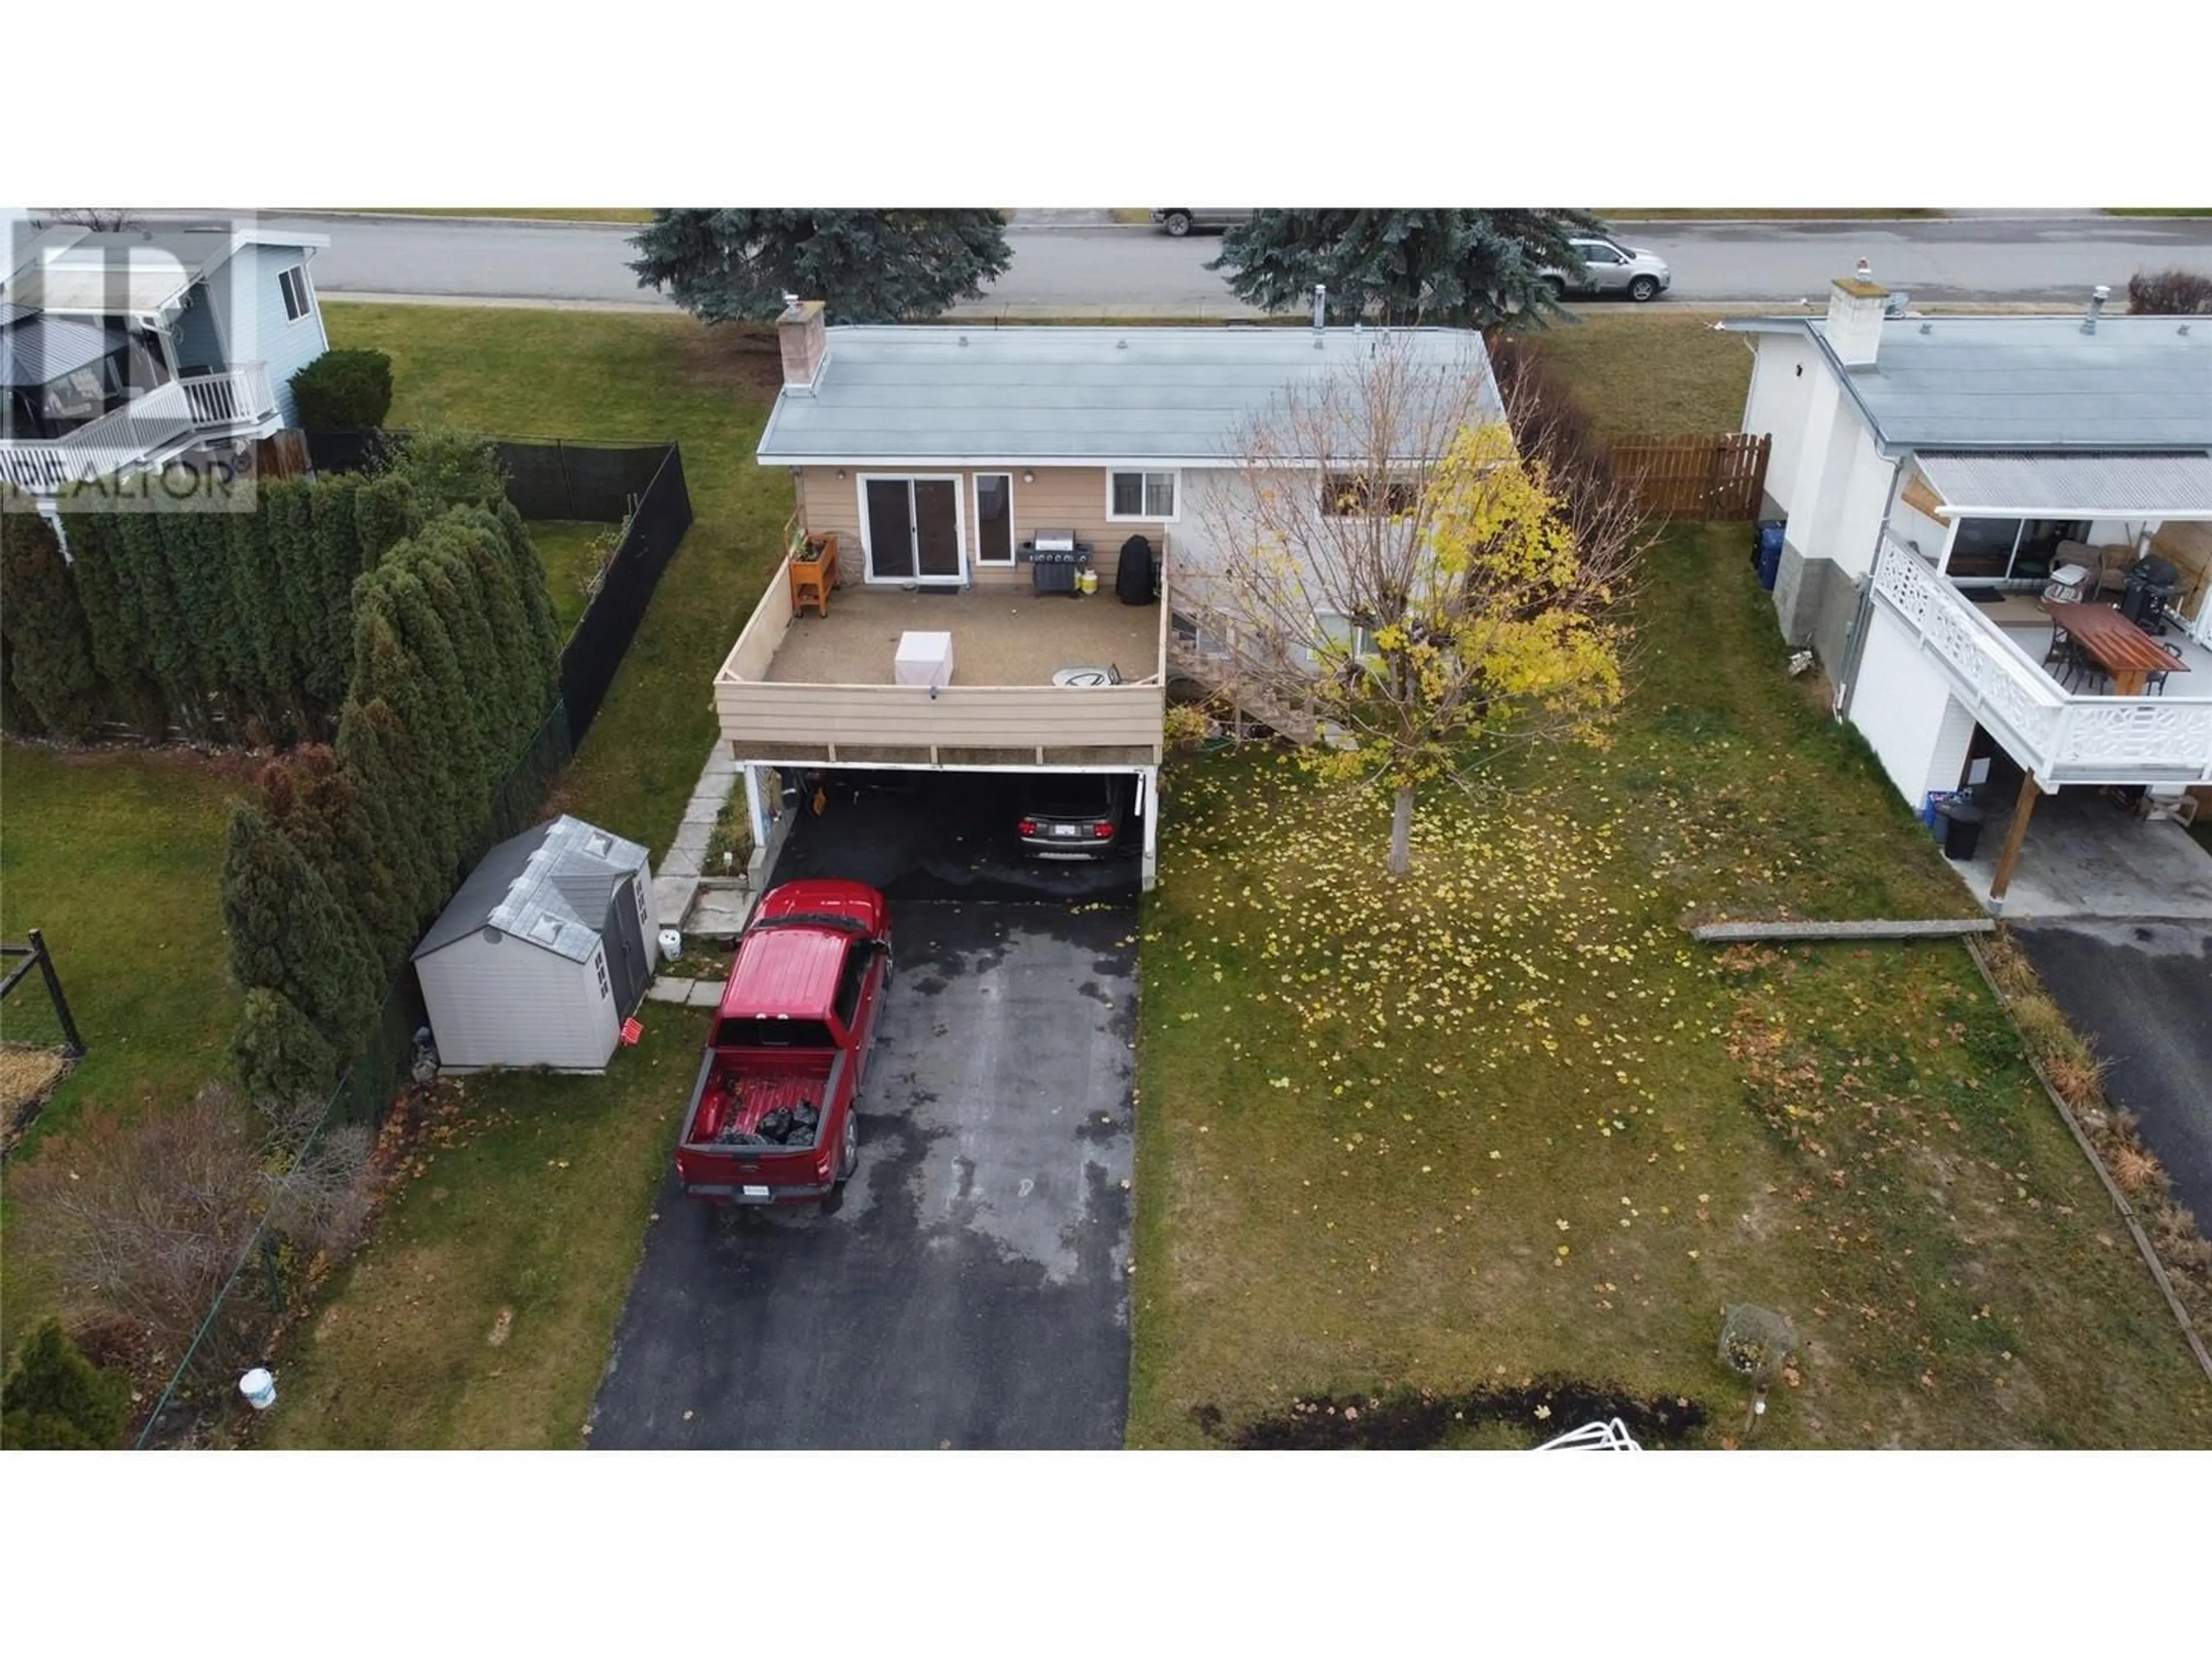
[1,217,333,509]
[1724,279,2212,899]
[720,301,1503,890]
[412,816,659,1075]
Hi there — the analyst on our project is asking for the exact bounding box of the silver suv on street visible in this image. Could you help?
[1540,236,1672,302]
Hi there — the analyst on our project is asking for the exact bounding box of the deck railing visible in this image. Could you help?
[1870,534,2212,785]
[0,364,276,494]
[712,542,1170,765]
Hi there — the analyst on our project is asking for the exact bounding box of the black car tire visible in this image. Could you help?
[836,1112,858,1183]
[1541,275,1569,302]
[1162,211,1193,237]
[1627,275,1661,303]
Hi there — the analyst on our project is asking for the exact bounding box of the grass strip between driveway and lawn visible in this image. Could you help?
[1126,522,2212,1449]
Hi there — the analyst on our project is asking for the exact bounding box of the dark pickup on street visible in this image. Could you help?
[673,879,893,1208]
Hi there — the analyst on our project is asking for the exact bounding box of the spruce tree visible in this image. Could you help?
[631,210,1012,324]
[335,692,441,954]
[491,502,564,692]
[0,505,103,738]
[1211,209,1607,329]
[306,478,368,706]
[1,1321,131,1450]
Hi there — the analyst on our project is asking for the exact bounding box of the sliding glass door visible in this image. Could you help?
[862,476,965,584]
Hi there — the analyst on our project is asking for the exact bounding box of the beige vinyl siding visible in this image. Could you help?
[795,465,1173,587]
[715,681,1165,763]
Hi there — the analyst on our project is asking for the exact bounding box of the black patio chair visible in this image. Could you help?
[2145,642,2185,696]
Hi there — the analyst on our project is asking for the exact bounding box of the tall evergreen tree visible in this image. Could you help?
[334,692,441,959]
[1210,210,1607,329]
[0,505,103,738]
[629,210,1012,324]
[230,986,340,1105]
[306,477,369,706]
[491,501,564,687]
[221,800,380,1053]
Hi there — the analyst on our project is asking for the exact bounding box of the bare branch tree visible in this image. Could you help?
[37,209,145,232]
[1187,332,1653,876]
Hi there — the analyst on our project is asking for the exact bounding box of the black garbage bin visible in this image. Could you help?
[1936,798,1984,861]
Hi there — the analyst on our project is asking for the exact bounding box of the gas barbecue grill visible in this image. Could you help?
[1020,529,1092,596]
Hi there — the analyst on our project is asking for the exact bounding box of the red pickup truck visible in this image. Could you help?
[674,879,893,1207]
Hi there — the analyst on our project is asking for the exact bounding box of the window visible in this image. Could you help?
[1576,241,1622,264]
[1315,609,1378,661]
[594,953,611,1000]
[716,1016,836,1050]
[1321,471,1419,518]
[832,942,870,1029]
[278,264,311,322]
[1108,469,1177,520]
[1172,608,1229,660]
[974,472,1015,563]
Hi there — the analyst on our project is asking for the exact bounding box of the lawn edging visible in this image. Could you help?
[1961,936,2212,1384]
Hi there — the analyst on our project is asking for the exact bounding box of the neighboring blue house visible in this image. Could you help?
[1,217,333,506]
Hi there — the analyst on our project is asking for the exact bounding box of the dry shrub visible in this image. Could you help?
[9,1083,379,1378]
[2108,1142,2161,1196]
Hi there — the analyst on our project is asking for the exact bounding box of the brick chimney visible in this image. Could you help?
[1825,271,1889,368]
[777,298,827,391]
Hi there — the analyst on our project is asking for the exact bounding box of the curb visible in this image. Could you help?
[274,210,647,230]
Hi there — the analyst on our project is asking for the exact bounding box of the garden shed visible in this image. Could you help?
[411,815,658,1074]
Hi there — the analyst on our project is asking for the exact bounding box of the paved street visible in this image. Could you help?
[258,212,2212,315]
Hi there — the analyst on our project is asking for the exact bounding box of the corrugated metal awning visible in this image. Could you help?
[1915,450,2212,519]
[2,247,196,316]
[0,313,119,387]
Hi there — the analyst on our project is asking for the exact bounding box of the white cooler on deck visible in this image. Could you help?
[895,630,955,689]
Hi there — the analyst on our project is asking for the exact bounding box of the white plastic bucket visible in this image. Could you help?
[238,1368,277,1410]
[658,928,683,962]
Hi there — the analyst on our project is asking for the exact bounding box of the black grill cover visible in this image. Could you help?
[1116,535,1157,605]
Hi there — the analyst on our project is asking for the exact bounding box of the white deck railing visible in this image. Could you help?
[1870,535,2212,785]
[0,365,276,495]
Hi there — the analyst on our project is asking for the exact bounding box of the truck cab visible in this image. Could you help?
[675,880,893,1206]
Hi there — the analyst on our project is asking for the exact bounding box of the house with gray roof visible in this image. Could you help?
[412,815,658,1074]
[2,215,332,507]
[719,300,1501,891]
[1722,276,2212,908]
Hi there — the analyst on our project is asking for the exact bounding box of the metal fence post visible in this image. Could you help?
[26,928,85,1058]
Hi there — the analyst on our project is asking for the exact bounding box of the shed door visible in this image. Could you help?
[603,876,649,1014]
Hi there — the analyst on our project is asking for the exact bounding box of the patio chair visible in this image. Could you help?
[2145,642,2184,696]
[2056,638,2108,694]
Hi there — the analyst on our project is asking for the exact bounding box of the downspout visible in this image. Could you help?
[1834,453,1908,722]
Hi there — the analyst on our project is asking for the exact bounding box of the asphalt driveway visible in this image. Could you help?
[2014,921,2212,1230]
[588,896,1138,1449]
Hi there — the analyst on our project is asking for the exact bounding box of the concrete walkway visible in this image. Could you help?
[651,742,737,931]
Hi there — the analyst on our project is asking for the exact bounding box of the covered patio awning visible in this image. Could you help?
[0,313,118,387]
[1914,450,2212,520]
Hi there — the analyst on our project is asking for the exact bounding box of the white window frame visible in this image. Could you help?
[972,471,1017,565]
[855,472,969,585]
[1106,468,1179,523]
[277,264,313,324]
[1313,608,1380,663]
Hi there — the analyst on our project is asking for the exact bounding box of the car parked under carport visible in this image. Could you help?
[587,770,1140,1449]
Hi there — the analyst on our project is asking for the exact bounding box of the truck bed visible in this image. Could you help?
[691,1069,830,1148]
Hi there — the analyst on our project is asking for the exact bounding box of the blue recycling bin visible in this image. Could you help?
[1755,521,1786,592]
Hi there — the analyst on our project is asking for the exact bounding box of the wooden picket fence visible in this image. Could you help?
[1609,431,1771,522]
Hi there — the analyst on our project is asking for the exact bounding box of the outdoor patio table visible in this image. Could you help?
[2040,600,2189,696]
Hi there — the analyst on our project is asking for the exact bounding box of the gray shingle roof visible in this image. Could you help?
[755,325,1502,465]
[1724,314,2212,452]
[413,815,650,965]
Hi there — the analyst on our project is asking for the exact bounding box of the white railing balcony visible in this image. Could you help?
[1870,534,2212,786]
[0,363,278,496]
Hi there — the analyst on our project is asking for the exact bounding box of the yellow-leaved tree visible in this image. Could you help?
[1185,332,1649,876]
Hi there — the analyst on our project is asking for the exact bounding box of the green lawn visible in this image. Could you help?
[0,747,245,1131]
[1127,525,2212,1449]
[525,520,612,637]
[1531,311,1755,441]
[262,1009,705,1448]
